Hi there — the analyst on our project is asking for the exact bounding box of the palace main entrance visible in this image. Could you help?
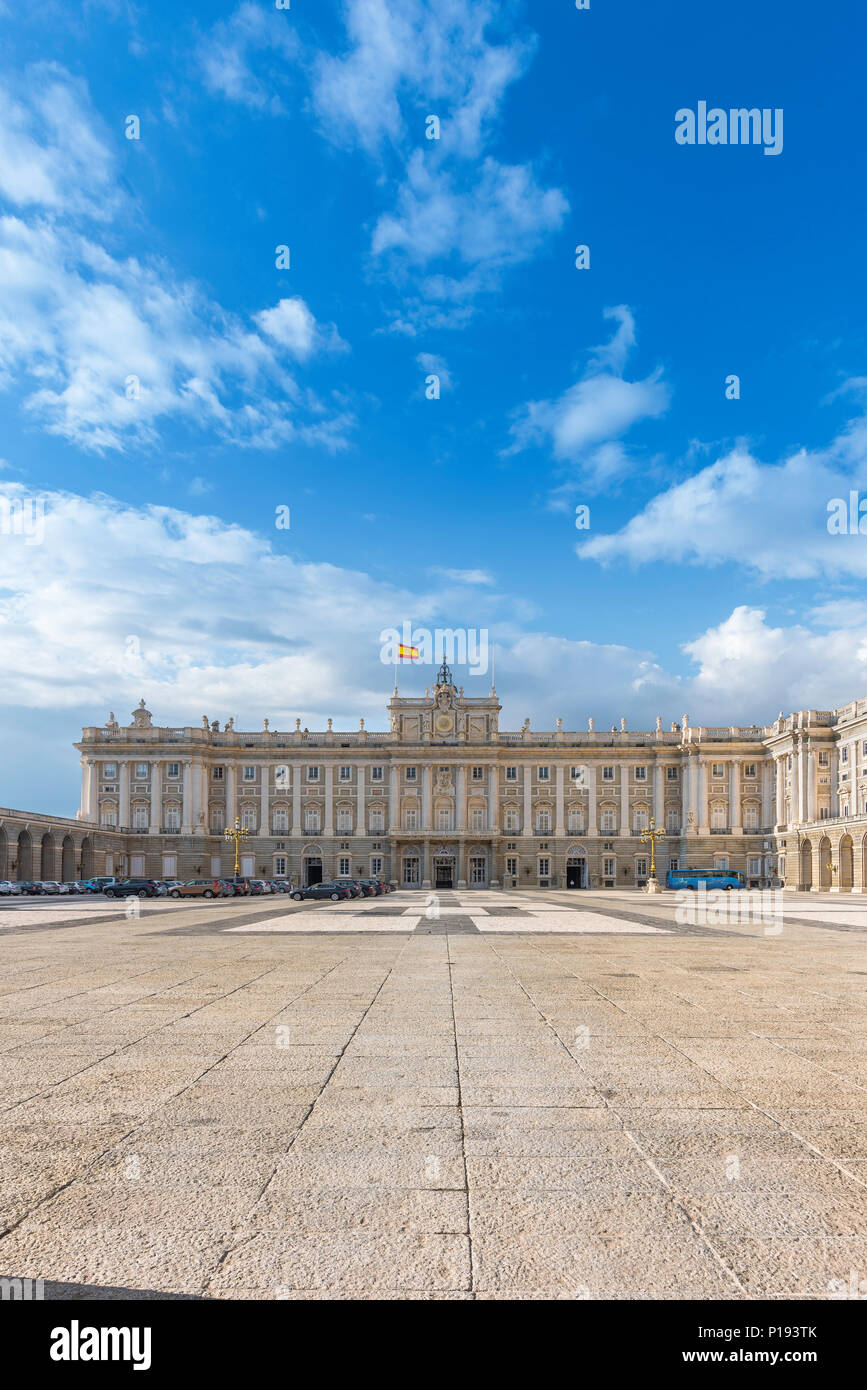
[566,855,587,889]
[434,857,454,888]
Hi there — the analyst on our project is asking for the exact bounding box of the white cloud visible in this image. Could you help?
[0,69,351,453]
[197,1,298,112]
[506,307,670,490]
[434,568,494,586]
[578,415,867,579]
[0,65,116,218]
[3,484,867,740]
[416,351,453,392]
[254,297,347,361]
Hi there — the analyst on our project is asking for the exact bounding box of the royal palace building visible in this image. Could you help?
[5,663,867,892]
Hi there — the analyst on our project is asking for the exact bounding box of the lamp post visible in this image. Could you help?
[640,816,665,894]
[224,816,249,878]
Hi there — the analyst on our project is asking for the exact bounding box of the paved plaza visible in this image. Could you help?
[1,888,865,1299]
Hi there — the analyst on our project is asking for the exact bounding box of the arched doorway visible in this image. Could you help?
[16,829,32,881]
[467,845,488,887]
[566,847,587,889]
[41,833,56,881]
[432,846,455,889]
[61,835,75,882]
[303,847,323,887]
[800,838,812,891]
[80,837,94,879]
[839,835,854,891]
[818,837,832,890]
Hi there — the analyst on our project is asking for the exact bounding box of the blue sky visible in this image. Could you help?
[2,0,867,813]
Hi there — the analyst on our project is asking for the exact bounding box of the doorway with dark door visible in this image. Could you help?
[566,858,587,889]
[435,859,454,889]
[305,858,323,886]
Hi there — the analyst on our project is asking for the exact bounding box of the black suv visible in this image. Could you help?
[104,878,160,899]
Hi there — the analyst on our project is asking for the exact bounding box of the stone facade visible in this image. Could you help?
[70,670,784,890]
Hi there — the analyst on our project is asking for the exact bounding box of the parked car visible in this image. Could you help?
[290,882,353,902]
[341,880,367,898]
[104,878,160,899]
[270,880,293,893]
[248,879,269,896]
[354,878,382,896]
[0,880,22,895]
[17,881,44,895]
[62,881,86,894]
[83,877,118,893]
[220,878,251,897]
[168,879,224,899]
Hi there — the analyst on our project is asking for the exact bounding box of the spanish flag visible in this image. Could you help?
[398,643,420,659]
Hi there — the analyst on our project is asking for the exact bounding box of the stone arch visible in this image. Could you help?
[800,838,812,890]
[61,834,75,882]
[818,836,832,890]
[16,829,32,881]
[40,832,56,881]
[839,834,854,891]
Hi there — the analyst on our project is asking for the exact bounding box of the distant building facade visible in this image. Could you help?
[0,666,860,892]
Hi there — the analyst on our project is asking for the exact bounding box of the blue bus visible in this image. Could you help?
[666,867,746,891]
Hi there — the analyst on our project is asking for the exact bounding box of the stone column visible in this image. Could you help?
[653,763,664,827]
[226,764,237,826]
[457,837,466,889]
[356,764,366,835]
[389,766,399,833]
[829,749,839,817]
[730,761,741,832]
[422,839,431,890]
[324,764,333,837]
[587,765,597,834]
[797,739,806,824]
[555,765,565,837]
[762,761,773,829]
[807,751,817,823]
[82,759,97,822]
[522,764,532,836]
[775,756,785,826]
[696,759,708,834]
[149,761,161,834]
[619,767,630,837]
[180,760,191,835]
[421,765,431,831]
[190,757,203,834]
[488,765,499,834]
[292,764,302,834]
[682,756,691,833]
[456,766,466,830]
[260,771,269,836]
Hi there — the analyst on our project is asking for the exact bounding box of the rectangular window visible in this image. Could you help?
[636,857,648,879]
[166,806,181,830]
[243,766,255,781]
[404,808,418,830]
[506,856,518,878]
[633,808,648,831]
[213,766,224,780]
[538,857,549,877]
[104,762,116,779]
[337,809,352,832]
[536,810,551,833]
[274,856,287,877]
[665,809,679,833]
[272,808,288,832]
[818,751,830,767]
[743,805,759,830]
[471,808,485,830]
[714,856,729,870]
[504,809,518,832]
[405,767,417,780]
[305,809,320,832]
[841,747,849,763]
[210,808,224,832]
[403,857,420,886]
[537,766,550,781]
[748,857,762,876]
[371,766,383,781]
[241,808,256,830]
[338,857,351,877]
[167,762,179,779]
[135,763,148,778]
[472,766,484,781]
[603,857,615,878]
[567,809,583,832]
[370,856,383,876]
[339,766,351,781]
[669,857,679,872]
[666,766,678,781]
[505,767,517,781]
[634,766,647,781]
[602,766,614,781]
[307,766,320,781]
[369,809,385,831]
[712,763,724,779]
[601,808,616,832]
[744,763,757,778]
